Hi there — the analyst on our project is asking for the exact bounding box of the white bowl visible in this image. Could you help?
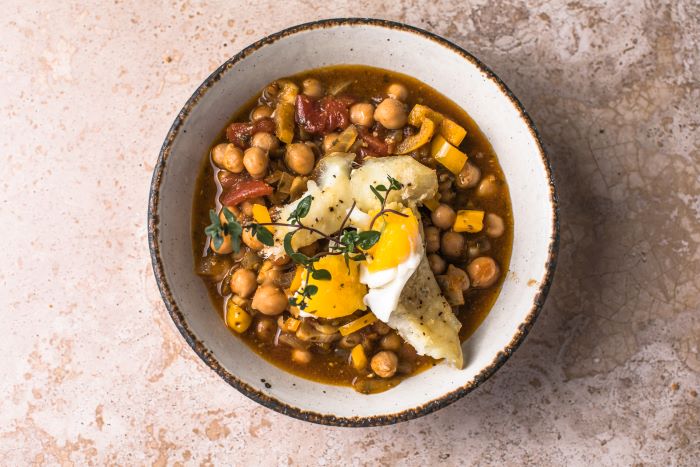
[148,19,558,426]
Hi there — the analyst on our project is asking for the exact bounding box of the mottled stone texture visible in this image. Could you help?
[1,0,698,465]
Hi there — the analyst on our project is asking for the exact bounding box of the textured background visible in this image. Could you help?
[2,0,699,465]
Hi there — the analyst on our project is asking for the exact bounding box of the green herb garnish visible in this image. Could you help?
[204,175,406,309]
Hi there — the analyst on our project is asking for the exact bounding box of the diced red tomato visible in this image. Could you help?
[253,117,275,134]
[295,94,355,135]
[226,122,253,148]
[358,127,390,156]
[295,94,324,133]
[320,95,355,132]
[220,173,273,206]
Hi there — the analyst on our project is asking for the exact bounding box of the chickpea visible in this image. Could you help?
[339,333,363,349]
[242,228,264,251]
[230,268,257,298]
[209,210,236,254]
[302,78,323,98]
[364,330,380,342]
[349,102,375,127]
[370,351,398,378]
[431,204,456,230]
[251,105,273,121]
[428,253,447,275]
[438,179,453,192]
[467,257,500,288]
[262,82,279,102]
[322,133,339,153]
[456,162,481,189]
[373,98,407,130]
[239,197,265,218]
[210,233,233,255]
[291,348,312,364]
[231,294,251,308]
[380,334,402,351]
[285,143,315,175]
[251,284,288,316]
[425,226,441,253]
[218,209,236,225]
[251,132,279,152]
[243,146,269,179]
[373,321,391,336]
[255,317,277,341]
[386,82,408,101]
[441,231,465,258]
[257,261,282,285]
[211,143,244,173]
[485,213,505,238]
[447,264,470,291]
[467,238,491,259]
[476,174,499,197]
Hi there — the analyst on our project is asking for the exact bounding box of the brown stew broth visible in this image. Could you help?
[192,65,513,391]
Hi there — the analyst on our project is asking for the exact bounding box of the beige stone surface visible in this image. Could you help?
[1,0,699,465]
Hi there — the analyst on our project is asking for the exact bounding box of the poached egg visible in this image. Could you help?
[358,206,423,322]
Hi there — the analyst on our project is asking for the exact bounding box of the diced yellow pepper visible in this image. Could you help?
[408,104,444,127]
[288,266,303,294]
[423,196,440,211]
[226,301,252,333]
[395,118,436,154]
[431,134,468,174]
[284,317,301,332]
[274,102,295,144]
[408,104,467,146]
[350,344,368,371]
[453,210,485,233]
[252,204,274,233]
[339,312,377,336]
[440,118,467,146]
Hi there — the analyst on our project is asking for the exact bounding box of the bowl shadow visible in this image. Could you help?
[403,45,619,433]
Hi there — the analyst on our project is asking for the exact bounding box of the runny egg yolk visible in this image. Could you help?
[364,208,420,273]
[288,255,367,319]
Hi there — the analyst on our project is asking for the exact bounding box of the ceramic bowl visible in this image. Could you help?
[148,18,558,426]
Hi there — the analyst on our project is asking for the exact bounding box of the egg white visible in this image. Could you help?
[358,221,424,323]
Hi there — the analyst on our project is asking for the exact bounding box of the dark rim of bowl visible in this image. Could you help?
[147,17,559,427]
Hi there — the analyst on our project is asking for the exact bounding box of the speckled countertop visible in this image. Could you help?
[2,1,699,465]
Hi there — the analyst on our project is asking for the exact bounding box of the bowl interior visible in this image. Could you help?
[151,21,555,422]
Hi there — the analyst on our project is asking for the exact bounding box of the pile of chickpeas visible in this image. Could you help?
[211,128,316,180]
[421,164,505,304]
[201,73,508,388]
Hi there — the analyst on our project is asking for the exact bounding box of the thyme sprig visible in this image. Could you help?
[368,175,408,230]
[205,207,242,251]
[204,175,408,310]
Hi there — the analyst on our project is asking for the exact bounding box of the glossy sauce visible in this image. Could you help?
[192,65,513,391]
